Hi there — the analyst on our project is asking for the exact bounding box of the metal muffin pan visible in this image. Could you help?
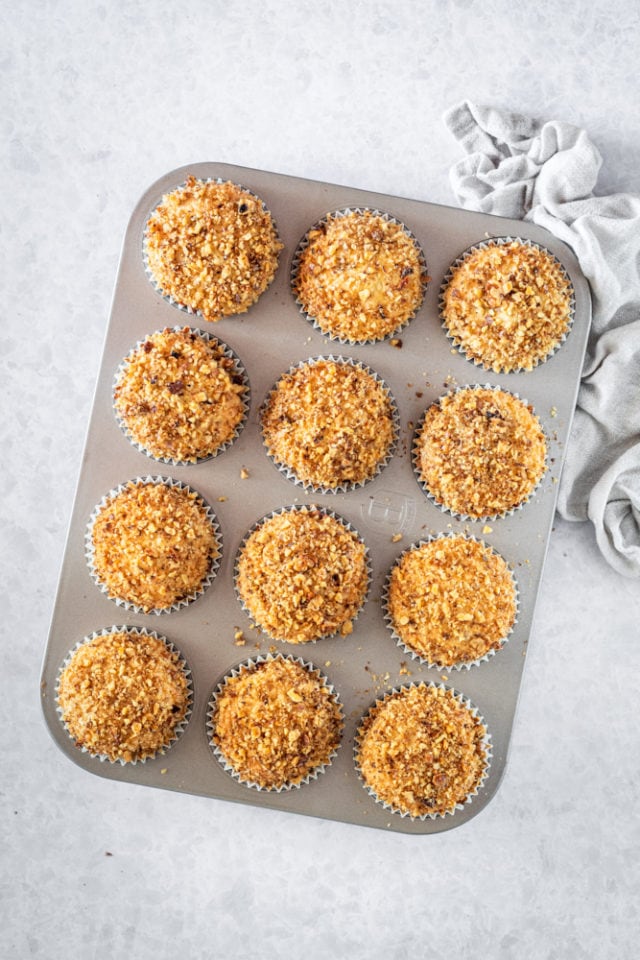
[41,162,591,834]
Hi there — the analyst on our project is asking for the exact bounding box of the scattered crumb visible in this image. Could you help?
[240,467,250,479]
[390,338,402,348]
[482,525,493,534]
[391,533,403,543]
[217,495,227,502]
[550,406,558,418]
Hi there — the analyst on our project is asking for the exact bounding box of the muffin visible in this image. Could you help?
[356,683,489,818]
[441,239,573,372]
[261,358,396,490]
[235,507,369,643]
[294,209,429,342]
[210,655,343,789]
[88,479,219,612]
[415,386,547,519]
[113,326,247,463]
[386,536,517,667]
[144,177,282,321]
[57,628,191,763]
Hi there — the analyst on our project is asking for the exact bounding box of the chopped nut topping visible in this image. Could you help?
[416,387,547,518]
[261,359,395,489]
[145,177,282,322]
[295,210,428,342]
[212,657,343,788]
[442,241,572,372]
[356,684,487,817]
[236,508,368,643]
[387,537,517,666]
[114,327,246,462]
[57,630,190,763]
[90,481,219,611]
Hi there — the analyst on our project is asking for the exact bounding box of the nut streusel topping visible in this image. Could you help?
[58,630,190,763]
[211,657,343,789]
[356,683,488,817]
[387,536,517,666]
[295,210,429,342]
[145,177,282,322]
[90,481,219,612]
[442,241,573,372]
[236,508,368,644]
[416,387,547,518]
[261,359,395,489]
[114,327,246,462]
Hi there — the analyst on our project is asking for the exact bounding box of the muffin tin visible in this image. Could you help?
[41,162,591,834]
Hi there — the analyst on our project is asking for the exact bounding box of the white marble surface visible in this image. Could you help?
[2,2,640,958]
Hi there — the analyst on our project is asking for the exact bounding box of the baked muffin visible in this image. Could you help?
[210,656,343,789]
[261,358,396,490]
[294,210,429,342]
[57,628,191,763]
[442,240,573,372]
[386,536,517,667]
[114,326,247,463]
[356,683,488,818]
[88,479,219,612]
[415,387,547,519]
[145,177,282,321]
[235,507,369,643]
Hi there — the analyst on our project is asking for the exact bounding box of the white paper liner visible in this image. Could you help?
[233,504,371,645]
[412,383,549,522]
[56,625,193,765]
[259,355,400,494]
[206,653,343,792]
[290,207,429,345]
[112,325,250,466]
[382,532,520,671]
[85,475,221,615]
[354,680,492,821]
[439,236,576,373]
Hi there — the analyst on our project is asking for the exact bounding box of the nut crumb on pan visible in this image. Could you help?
[211,657,343,789]
[57,630,190,763]
[145,177,282,322]
[90,481,219,612]
[236,508,368,644]
[295,210,429,342]
[416,387,547,518]
[442,241,572,372]
[261,359,395,489]
[356,684,487,817]
[387,537,517,666]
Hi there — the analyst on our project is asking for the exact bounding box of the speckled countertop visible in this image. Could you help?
[2,2,639,958]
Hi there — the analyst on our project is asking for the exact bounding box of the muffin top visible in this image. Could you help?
[89,480,219,612]
[114,327,247,462]
[294,210,428,342]
[235,508,368,644]
[261,359,396,489]
[145,177,282,321]
[57,630,190,763]
[356,683,488,818]
[211,656,343,789]
[442,240,573,372]
[415,387,547,519]
[387,536,517,667]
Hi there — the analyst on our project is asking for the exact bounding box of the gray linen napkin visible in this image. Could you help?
[443,100,640,578]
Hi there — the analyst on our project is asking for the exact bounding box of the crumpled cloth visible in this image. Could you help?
[443,100,640,578]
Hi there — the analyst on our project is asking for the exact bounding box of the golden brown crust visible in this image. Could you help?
[114,327,246,462]
[387,537,517,666]
[90,481,219,612]
[57,630,190,763]
[356,684,487,817]
[145,177,282,322]
[295,210,428,342]
[442,241,573,372]
[261,359,395,489]
[211,657,343,788]
[236,509,368,644]
[416,387,547,518]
